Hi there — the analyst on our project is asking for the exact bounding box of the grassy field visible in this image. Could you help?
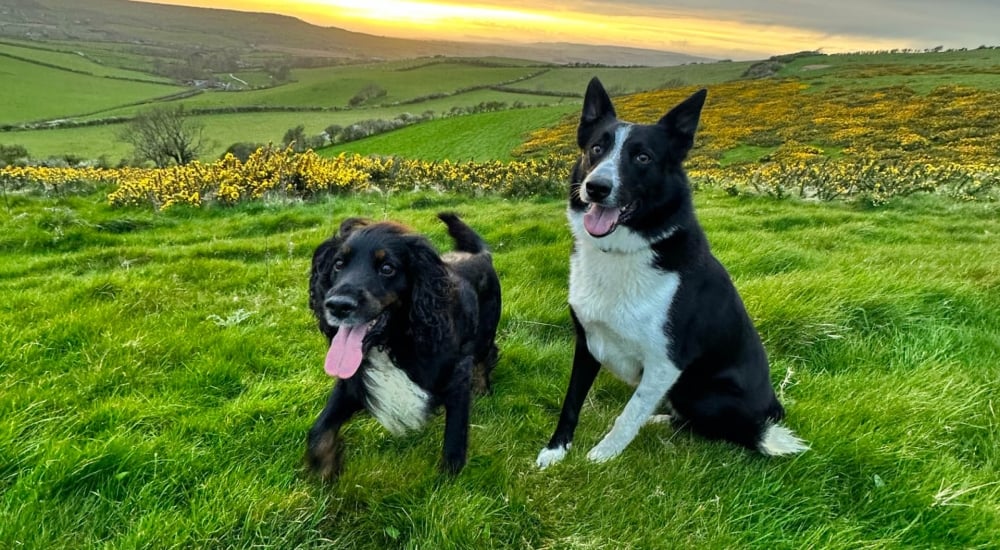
[7,45,999,165]
[0,55,182,124]
[523,63,755,94]
[0,41,172,82]
[4,101,578,163]
[778,48,1000,92]
[1,183,998,548]
[323,106,577,161]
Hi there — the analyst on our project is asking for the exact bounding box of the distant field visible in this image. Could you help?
[522,63,755,95]
[778,49,1000,92]
[178,61,545,110]
[0,55,182,124]
[4,99,578,162]
[323,105,577,161]
[5,45,1000,166]
[0,41,171,82]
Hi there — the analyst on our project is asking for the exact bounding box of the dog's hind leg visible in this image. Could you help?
[306,380,364,482]
[441,356,474,475]
[471,343,498,396]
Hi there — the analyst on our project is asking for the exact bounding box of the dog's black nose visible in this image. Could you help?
[585,179,612,202]
[325,296,358,319]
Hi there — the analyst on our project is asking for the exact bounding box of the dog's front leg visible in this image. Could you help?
[536,311,601,469]
[306,380,363,482]
[586,362,680,463]
[441,356,473,475]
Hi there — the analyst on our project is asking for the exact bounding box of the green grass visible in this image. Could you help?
[0,41,171,83]
[524,63,755,95]
[779,49,1000,92]
[178,61,546,111]
[3,98,578,163]
[0,55,183,125]
[323,105,577,161]
[1,186,998,548]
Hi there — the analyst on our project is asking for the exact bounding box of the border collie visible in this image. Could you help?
[306,213,501,480]
[537,78,807,468]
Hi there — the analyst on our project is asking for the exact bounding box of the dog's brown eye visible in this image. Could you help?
[333,259,345,271]
[636,153,652,164]
[379,264,396,277]
[590,144,603,156]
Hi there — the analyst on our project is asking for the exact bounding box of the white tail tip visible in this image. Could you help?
[758,423,809,456]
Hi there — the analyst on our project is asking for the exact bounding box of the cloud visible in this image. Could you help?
[151,0,1000,59]
[421,0,1000,51]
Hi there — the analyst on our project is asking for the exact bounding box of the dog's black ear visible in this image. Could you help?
[657,88,707,158]
[337,217,371,237]
[578,77,616,148]
[309,238,339,340]
[406,236,453,347]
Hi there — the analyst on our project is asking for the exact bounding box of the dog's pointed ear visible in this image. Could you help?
[657,88,707,157]
[337,217,371,237]
[578,77,616,148]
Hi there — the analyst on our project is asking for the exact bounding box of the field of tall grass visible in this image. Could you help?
[1,181,998,547]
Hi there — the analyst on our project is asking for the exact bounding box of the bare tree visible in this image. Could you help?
[119,105,206,167]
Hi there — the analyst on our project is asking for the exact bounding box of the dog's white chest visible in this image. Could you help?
[363,349,431,436]
[569,239,680,384]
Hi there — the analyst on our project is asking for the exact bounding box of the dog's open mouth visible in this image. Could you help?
[583,202,636,238]
[324,315,383,379]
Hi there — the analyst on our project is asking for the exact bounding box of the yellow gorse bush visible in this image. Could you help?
[517,78,1000,204]
[1,146,568,210]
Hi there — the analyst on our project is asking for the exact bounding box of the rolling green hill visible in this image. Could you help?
[0,54,183,124]
[0,0,708,67]
[322,106,578,162]
[0,40,172,82]
[774,48,1000,92]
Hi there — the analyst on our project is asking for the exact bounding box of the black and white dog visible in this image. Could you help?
[306,213,501,480]
[536,78,807,468]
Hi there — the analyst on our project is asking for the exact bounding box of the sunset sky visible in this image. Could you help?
[141,0,999,60]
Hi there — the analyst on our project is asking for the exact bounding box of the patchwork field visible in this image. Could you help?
[0,54,183,124]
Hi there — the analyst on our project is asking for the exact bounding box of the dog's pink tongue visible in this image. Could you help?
[324,324,368,378]
[583,204,620,237]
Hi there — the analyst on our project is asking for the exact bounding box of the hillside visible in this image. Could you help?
[0,0,711,67]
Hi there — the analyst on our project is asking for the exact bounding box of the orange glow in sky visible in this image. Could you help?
[140,0,917,60]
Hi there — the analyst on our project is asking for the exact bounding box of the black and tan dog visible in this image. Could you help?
[306,213,500,480]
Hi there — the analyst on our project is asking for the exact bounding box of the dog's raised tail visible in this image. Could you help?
[438,212,487,254]
[758,423,809,456]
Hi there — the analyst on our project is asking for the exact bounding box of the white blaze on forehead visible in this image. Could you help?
[582,124,633,202]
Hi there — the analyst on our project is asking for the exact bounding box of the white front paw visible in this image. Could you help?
[536,444,570,469]
[586,441,624,463]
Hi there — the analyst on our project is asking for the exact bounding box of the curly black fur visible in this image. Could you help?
[305,213,501,480]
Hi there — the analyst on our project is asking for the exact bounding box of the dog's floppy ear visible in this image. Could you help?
[337,217,371,237]
[657,88,707,158]
[406,235,453,347]
[309,237,339,340]
[578,77,617,148]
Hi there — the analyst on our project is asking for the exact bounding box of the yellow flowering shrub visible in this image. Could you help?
[1,145,567,210]
[517,78,1000,203]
